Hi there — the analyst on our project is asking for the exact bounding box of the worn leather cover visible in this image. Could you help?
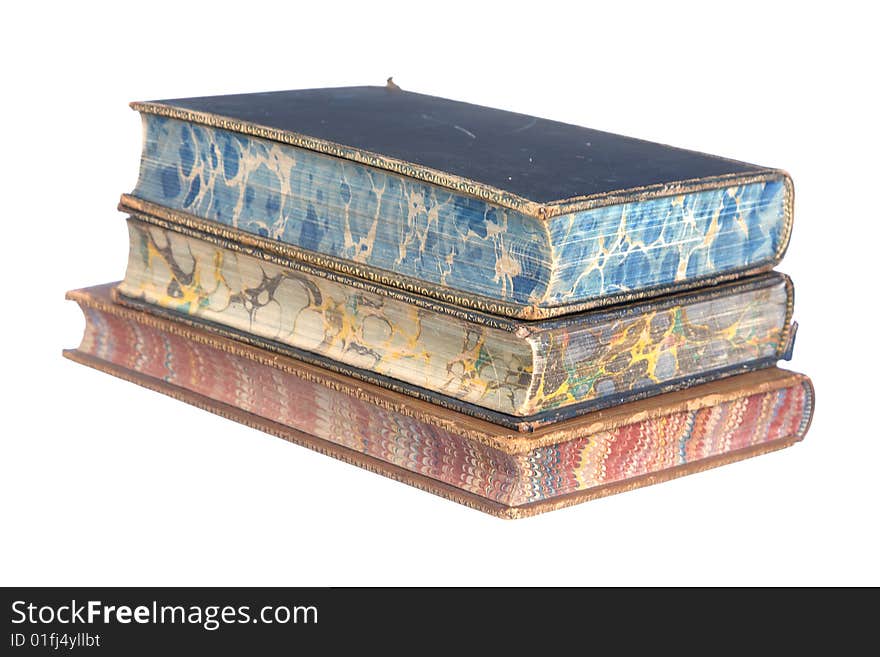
[143,86,766,205]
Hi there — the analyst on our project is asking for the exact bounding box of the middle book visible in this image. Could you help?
[116,211,795,431]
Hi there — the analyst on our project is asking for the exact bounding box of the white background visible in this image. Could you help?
[2,1,877,586]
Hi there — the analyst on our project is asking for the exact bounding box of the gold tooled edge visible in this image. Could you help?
[61,347,805,519]
[67,284,813,455]
[777,173,796,261]
[777,273,796,360]
[131,102,543,218]
[132,101,787,222]
[119,194,778,320]
[547,170,792,218]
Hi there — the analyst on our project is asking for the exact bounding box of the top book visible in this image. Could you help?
[124,85,792,319]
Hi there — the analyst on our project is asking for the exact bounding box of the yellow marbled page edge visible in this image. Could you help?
[69,284,809,453]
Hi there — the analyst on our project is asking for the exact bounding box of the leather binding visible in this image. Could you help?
[126,86,793,319]
[65,284,814,518]
[115,214,796,430]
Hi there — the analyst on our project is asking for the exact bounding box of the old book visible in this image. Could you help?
[116,215,796,429]
[124,86,793,320]
[65,285,813,518]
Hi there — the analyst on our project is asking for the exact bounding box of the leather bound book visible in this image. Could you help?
[124,85,793,319]
[66,285,814,518]
[115,215,796,430]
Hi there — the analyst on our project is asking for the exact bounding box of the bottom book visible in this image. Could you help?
[65,284,814,518]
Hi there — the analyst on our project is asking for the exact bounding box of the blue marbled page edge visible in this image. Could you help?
[129,113,792,318]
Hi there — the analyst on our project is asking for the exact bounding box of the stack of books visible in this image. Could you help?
[66,85,814,517]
